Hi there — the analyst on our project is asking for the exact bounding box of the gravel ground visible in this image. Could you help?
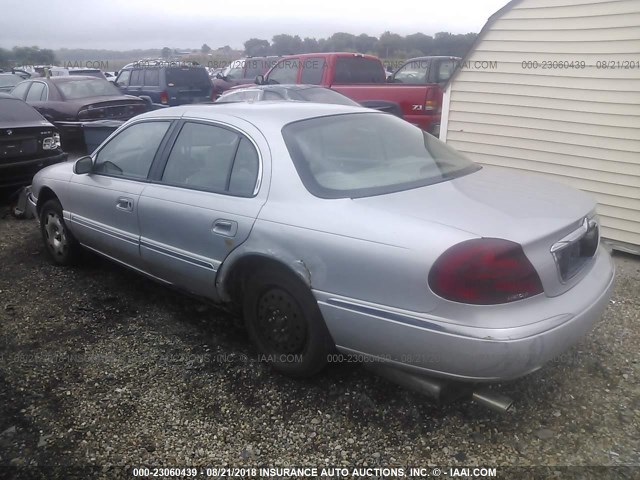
[0,199,639,476]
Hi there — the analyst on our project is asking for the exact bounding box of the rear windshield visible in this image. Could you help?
[283,113,479,198]
[0,98,46,123]
[0,74,23,87]
[165,67,211,87]
[69,70,107,79]
[56,78,122,99]
[334,57,385,84]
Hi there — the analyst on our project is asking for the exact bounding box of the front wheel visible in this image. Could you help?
[243,267,334,378]
[40,199,81,265]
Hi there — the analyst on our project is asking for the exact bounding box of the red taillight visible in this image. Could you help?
[428,238,543,305]
[425,88,436,112]
[160,91,169,104]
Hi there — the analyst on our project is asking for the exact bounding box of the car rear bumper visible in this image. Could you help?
[315,247,615,382]
[0,152,67,189]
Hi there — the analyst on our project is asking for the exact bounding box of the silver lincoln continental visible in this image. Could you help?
[27,103,615,401]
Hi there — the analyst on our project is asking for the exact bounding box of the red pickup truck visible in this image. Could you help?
[256,53,459,135]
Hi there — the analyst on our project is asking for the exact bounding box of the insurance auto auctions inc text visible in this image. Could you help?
[199,466,498,478]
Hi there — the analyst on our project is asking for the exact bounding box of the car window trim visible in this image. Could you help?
[90,118,176,183]
[150,118,263,198]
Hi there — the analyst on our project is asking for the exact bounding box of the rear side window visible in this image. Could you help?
[300,57,324,85]
[130,69,143,86]
[116,70,131,87]
[161,122,259,196]
[144,68,160,86]
[94,121,170,179]
[165,67,210,87]
[334,57,385,84]
[0,98,46,122]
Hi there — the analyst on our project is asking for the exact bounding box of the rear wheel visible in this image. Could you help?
[243,267,334,378]
[40,199,81,265]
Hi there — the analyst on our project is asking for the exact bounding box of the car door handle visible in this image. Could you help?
[212,219,237,237]
[116,197,134,212]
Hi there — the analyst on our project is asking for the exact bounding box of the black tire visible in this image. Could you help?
[40,199,81,265]
[243,267,334,378]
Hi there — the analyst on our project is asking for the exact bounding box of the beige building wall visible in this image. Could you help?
[441,0,640,251]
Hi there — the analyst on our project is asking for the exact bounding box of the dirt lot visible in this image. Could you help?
[0,198,639,477]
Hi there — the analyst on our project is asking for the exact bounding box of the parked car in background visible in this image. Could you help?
[0,93,66,188]
[389,56,459,85]
[115,61,213,107]
[49,67,108,80]
[28,103,614,401]
[218,84,403,117]
[10,76,149,145]
[257,53,456,135]
[0,73,26,93]
[216,84,360,106]
[212,56,280,97]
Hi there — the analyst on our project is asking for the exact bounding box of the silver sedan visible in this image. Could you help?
[27,103,615,392]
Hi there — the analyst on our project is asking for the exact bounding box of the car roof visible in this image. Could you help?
[136,102,375,127]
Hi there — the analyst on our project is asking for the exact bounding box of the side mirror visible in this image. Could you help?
[74,156,93,175]
[255,74,264,85]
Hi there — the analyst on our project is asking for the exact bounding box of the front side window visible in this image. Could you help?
[267,59,300,84]
[94,121,170,179]
[11,81,31,100]
[161,122,259,196]
[393,60,429,84]
[283,113,479,199]
[116,70,131,87]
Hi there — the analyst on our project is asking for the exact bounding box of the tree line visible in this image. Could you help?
[0,30,478,71]
[242,31,478,58]
[0,46,56,69]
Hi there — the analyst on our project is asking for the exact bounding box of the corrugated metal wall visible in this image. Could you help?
[441,0,640,250]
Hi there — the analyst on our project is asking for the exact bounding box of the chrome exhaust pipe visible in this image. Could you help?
[366,364,515,413]
[472,389,515,414]
[371,364,445,401]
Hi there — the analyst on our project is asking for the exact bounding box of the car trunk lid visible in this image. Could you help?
[77,97,148,121]
[353,166,598,296]
[0,125,58,162]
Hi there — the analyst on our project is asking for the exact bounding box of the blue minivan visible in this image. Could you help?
[115,61,213,107]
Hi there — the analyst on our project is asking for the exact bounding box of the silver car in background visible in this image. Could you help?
[27,103,614,398]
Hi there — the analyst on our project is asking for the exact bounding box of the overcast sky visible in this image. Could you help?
[1,0,508,50]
